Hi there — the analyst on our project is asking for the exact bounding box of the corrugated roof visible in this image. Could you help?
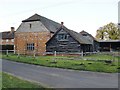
[99,40,120,42]
[22,14,61,33]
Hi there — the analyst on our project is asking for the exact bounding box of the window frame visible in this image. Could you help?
[26,43,34,51]
[57,34,68,41]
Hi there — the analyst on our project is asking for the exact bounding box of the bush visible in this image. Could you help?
[105,60,112,64]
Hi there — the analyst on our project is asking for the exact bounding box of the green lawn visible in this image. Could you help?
[0,72,2,90]
[84,54,119,61]
[2,53,120,73]
[2,72,46,89]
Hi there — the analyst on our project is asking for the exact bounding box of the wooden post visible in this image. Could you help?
[112,53,115,62]
[110,43,112,52]
[54,51,56,57]
[54,51,56,63]
[17,50,20,58]
[6,50,8,57]
[14,45,15,54]
[33,51,36,60]
[81,50,83,57]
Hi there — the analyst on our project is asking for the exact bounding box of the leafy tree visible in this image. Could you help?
[95,22,120,40]
[96,27,105,40]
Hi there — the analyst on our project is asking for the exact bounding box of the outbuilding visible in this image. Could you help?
[46,23,93,55]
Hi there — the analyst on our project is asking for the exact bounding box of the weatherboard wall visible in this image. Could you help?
[46,28,92,55]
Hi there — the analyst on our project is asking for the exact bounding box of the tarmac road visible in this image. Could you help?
[2,59,118,88]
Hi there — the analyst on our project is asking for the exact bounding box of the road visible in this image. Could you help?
[2,59,118,88]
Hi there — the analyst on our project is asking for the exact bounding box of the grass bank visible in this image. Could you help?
[2,72,47,89]
[0,72,2,90]
[2,53,120,73]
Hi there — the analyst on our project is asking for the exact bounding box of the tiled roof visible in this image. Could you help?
[47,26,92,45]
[22,14,61,33]
[68,29,92,44]
[22,14,41,22]
[80,30,97,41]
[0,31,15,39]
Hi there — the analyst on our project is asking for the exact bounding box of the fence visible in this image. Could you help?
[1,50,119,62]
[0,50,35,58]
[0,50,15,54]
[1,50,119,56]
[0,50,98,56]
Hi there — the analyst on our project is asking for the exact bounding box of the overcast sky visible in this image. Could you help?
[0,0,119,36]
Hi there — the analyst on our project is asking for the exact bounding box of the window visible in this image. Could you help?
[11,39,14,42]
[27,43,34,51]
[29,24,32,28]
[82,34,87,36]
[6,39,9,42]
[57,34,68,41]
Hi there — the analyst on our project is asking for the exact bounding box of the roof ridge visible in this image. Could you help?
[22,13,41,22]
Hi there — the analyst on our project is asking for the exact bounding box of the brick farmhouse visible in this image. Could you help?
[0,27,15,51]
[15,14,61,55]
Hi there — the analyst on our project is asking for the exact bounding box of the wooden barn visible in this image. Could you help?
[46,23,93,55]
[80,30,99,52]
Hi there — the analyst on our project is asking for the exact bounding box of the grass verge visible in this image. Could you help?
[2,53,120,73]
[2,72,48,89]
[0,72,2,90]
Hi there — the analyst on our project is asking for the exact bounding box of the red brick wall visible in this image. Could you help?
[15,31,52,55]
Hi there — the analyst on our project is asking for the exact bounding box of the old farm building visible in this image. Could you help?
[13,14,120,56]
[80,30,99,52]
[46,24,94,55]
[15,14,61,55]
[99,40,120,52]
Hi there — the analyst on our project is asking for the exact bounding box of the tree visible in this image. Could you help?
[95,22,120,40]
[96,27,106,40]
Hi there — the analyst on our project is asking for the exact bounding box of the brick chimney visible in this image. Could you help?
[11,27,15,32]
[61,22,64,25]
[61,22,64,27]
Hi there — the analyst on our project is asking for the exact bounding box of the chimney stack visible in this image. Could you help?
[61,22,64,25]
[11,27,15,32]
[61,22,64,28]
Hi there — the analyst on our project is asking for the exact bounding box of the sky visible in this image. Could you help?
[0,0,119,37]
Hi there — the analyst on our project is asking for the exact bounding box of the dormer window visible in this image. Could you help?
[57,34,68,41]
[82,34,87,36]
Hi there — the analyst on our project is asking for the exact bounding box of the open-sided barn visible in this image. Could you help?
[99,40,120,52]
